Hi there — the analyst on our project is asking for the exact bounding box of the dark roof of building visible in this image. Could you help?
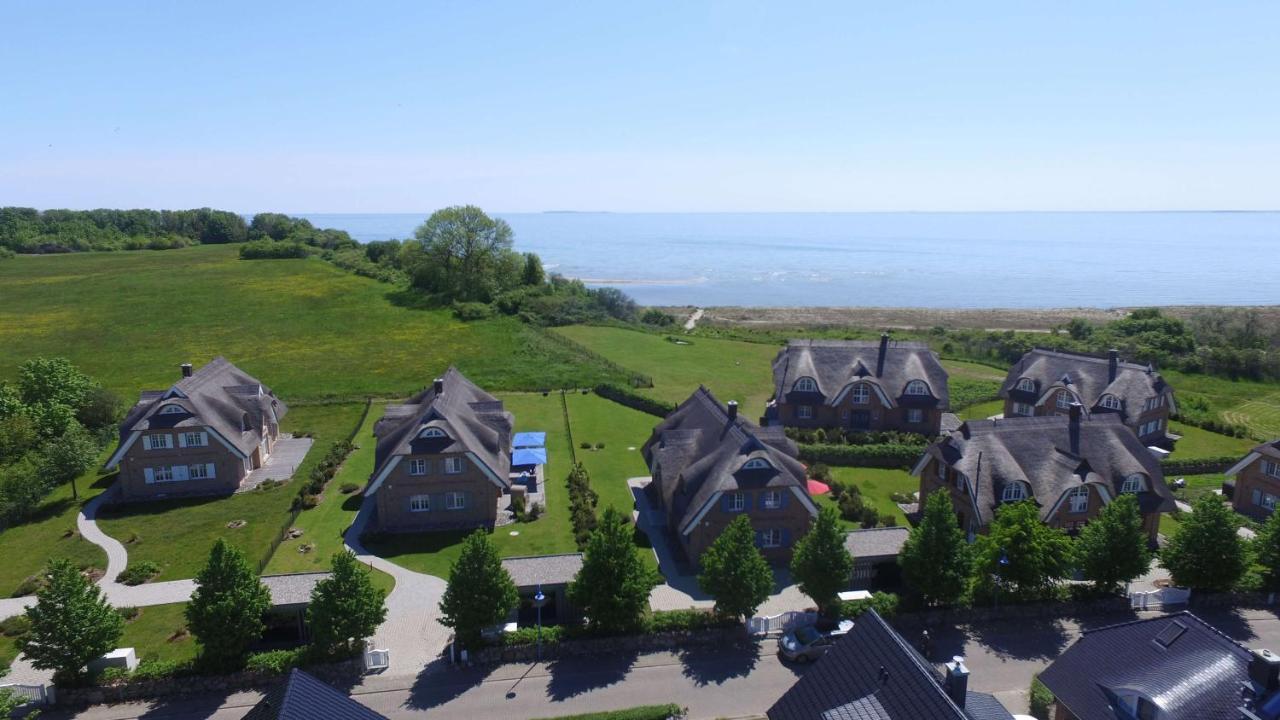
[641,387,814,534]
[500,553,583,588]
[368,367,513,490]
[920,413,1176,526]
[844,527,911,561]
[772,338,950,410]
[1039,612,1267,720]
[261,572,330,607]
[767,609,1013,720]
[242,669,387,720]
[1000,348,1172,420]
[112,357,287,466]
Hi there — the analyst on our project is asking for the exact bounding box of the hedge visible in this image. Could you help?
[594,383,676,418]
[533,704,685,720]
[1160,456,1240,476]
[840,592,900,620]
[798,443,925,469]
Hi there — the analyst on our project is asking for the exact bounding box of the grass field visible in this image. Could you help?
[118,603,198,665]
[1169,423,1255,459]
[0,245,625,401]
[564,392,654,515]
[939,359,1007,382]
[97,403,366,581]
[815,467,918,528]
[1165,370,1280,440]
[552,325,779,413]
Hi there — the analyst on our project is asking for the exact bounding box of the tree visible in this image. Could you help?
[410,206,516,302]
[899,491,972,606]
[1162,496,1246,592]
[568,507,658,634]
[698,515,774,620]
[76,386,123,433]
[521,252,545,286]
[307,550,388,657]
[185,539,271,670]
[17,357,94,411]
[790,506,853,615]
[974,501,1073,599]
[1255,510,1280,592]
[439,530,519,651]
[19,559,123,682]
[39,423,99,486]
[1075,494,1151,592]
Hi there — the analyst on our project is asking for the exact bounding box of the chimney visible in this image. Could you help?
[1069,401,1083,424]
[727,400,738,420]
[944,657,969,708]
[1249,649,1280,695]
[1108,349,1119,382]
[877,332,889,376]
[433,377,444,395]
[1069,401,1083,453]
[180,363,193,378]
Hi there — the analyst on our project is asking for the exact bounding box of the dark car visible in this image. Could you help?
[777,620,852,662]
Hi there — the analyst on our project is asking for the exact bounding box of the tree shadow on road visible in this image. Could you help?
[1195,606,1268,643]
[134,688,245,719]
[403,657,490,710]
[957,618,1072,662]
[544,651,639,701]
[678,641,761,686]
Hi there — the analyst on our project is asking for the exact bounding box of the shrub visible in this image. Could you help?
[1030,675,1054,719]
[500,624,565,646]
[118,561,161,586]
[295,494,321,510]
[580,441,592,449]
[510,493,527,521]
[566,463,599,549]
[116,606,141,622]
[245,647,309,675]
[641,309,675,326]
[13,574,46,597]
[797,443,926,469]
[451,301,494,321]
[339,482,361,494]
[808,463,832,481]
[527,502,543,521]
[840,592,899,620]
[859,507,879,528]
[239,240,310,260]
[130,658,191,681]
[593,384,675,417]
[0,615,31,637]
[594,442,605,450]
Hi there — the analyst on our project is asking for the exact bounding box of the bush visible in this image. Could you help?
[566,463,599,549]
[339,482,361,494]
[797,443,925,469]
[593,383,676,418]
[117,606,141,622]
[511,493,527,521]
[641,309,675,327]
[118,561,161,586]
[238,240,310,260]
[879,514,897,527]
[1030,675,1054,719]
[808,463,832,481]
[245,647,309,675]
[130,658,192,681]
[0,615,31,637]
[500,624,565,646]
[840,592,899,620]
[451,301,495,321]
[13,574,46,597]
[580,441,592,449]
[1161,456,1239,475]
[0,246,15,259]
[594,442,605,450]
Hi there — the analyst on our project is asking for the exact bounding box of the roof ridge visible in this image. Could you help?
[865,609,971,717]
[1077,610,1252,657]
[1029,347,1156,371]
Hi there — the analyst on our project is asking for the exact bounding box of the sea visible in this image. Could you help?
[294,212,1279,309]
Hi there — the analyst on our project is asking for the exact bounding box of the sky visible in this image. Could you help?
[1,2,1277,213]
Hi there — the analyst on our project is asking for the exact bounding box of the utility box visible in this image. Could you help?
[88,648,138,675]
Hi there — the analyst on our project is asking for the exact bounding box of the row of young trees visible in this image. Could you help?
[19,541,387,683]
[0,207,249,253]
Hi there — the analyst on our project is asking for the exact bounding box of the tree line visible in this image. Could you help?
[0,207,250,253]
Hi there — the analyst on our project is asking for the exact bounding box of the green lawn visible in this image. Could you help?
[564,392,654,515]
[939,359,1007,382]
[0,634,18,670]
[118,603,198,665]
[815,467,918,528]
[0,245,626,401]
[1169,422,1256,460]
[97,403,366,581]
[552,325,779,414]
[1165,370,1280,440]
[0,453,113,597]
[958,399,1005,421]
[1167,473,1229,504]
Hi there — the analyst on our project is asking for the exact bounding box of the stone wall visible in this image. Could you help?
[471,626,749,665]
[54,659,362,707]
[890,596,1134,632]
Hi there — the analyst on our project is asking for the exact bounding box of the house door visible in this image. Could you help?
[851,410,871,430]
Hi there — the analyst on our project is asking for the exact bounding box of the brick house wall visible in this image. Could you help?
[373,451,500,532]
[775,391,942,436]
[117,427,246,501]
[1233,458,1280,521]
[680,488,814,565]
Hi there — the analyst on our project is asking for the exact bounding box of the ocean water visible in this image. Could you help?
[296,212,1279,308]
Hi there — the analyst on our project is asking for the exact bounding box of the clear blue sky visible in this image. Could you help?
[2,2,1277,212]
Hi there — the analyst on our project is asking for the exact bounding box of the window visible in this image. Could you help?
[907,408,924,424]
[182,432,207,448]
[1068,487,1089,513]
[1121,473,1145,494]
[727,492,746,512]
[1100,395,1122,411]
[797,406,813,420]
[743,458,772,471]
[1264,460,1280,480]
[158,404,185,415]
[794,377,818,393]
[409,494,430,512]
[761,490,782,509]
[445,492,466,510]
[409,459,428,476]
[1001,482,1026,503]
[840,409,850,420]
[419,427,447,439]
[1016,378,1035,392]
[761,529,782,548]
[444,457,464,474]
[905,380,929,396]
[851,385,870,404]
[188,463,214,480]
[1145,395,1165,411]
[1012,402,1034,417]
[1139,419,1164,437]
[954,471,967,492]
[153,466,175,483]
[1056,391,1074,409]
[1254,489,1278,511]
[145,434,173,450]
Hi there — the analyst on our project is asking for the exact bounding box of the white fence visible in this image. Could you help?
[1130,587,1191,610]
[747,610,818,637]
[363,642,390,672]
[0,682,52,707]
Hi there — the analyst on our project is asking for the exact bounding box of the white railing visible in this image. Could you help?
[747,610,818,637]
[0,682,52,706]
[1130,587,1191,610]
[363,641,390,672]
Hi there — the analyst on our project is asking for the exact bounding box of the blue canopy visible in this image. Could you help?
[513,431,546,449]
[512,448,548,467]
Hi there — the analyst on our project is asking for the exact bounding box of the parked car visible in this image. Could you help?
[777,620,853,663]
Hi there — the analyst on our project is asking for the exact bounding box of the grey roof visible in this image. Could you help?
[261,572,330,607]
[844,527,910,561]
[772,338,950,410]
[242,668,387,720]
[500,553,583,588]
[369,367,513,489]
[1039,612,1263,720]
[114,357,287,462]
[1249,439,1280,463]
[767,609,1013,720]
[922,413,1176,526]
[1000,348,1172,421]
[641,387,814,534]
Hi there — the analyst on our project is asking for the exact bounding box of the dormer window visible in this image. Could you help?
[850,384,870,404]
[794,377,818,393]
[742,458,772,471]
[419,427,448,440]
[1100,394,1122,411]
[905,380,929,396]
[1001,482,1027,503]
[1121,473,1145,494]
[1016,378,1035,392]
[1068,487,1089,513]
[158,404,185,415]
[1056,391,1075,409]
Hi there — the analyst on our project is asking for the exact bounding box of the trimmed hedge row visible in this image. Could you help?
[797,443,925,469]
[1160,456,1240,476]
[497,608,736,648]
[594,383,675,418]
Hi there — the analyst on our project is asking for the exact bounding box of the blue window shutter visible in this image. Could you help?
[754,530,763,547]
[780,490,790,508]
[743,493,752,511]
[782,529,792,547]
[720,494,729,512]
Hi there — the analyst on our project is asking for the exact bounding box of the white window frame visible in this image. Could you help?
[1012,402,1034,417]
[1264,460,1280,480]
[158,404,185,415]
[851,385,870,404]
[146,433,172,450]
[445,491,466,510]
[954,471,967,491]
[153,465,175,483]
[419,427,447,439]
[1121,473,1145,494]
[1068,487,1089,513]
[905,380,929,396]
[727,492,746,512]
[182,431,207,448]
[797,405,813,420]
[794,377,818,393]
[444,457,464,474]
[1016,378,1035,392]
[1056,391,1074,410]
[1001,482,1026,503]
[1100,394,1122,411]
[761,490,782,509]
[761,528,782,548]
[188,463,213,480]
[907,408,924,424]
[409,494,431,512]
[1265,493,1278,511]
[409,459,428,476]
[743,458,771,471]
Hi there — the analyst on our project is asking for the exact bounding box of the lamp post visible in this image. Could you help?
[533,585,547,662]
[995,548,1010,611]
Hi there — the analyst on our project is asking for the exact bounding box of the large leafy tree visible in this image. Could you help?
[1075,494,1151,592]
[410,206,517,302]
[1162,495,1246,592]
[19,559,123,682]
[17,357,94,411]
[790,506,853,615]
[698,515,775,620]
[1255,509,1280,592]
[439,530,519,651]
[185,539,271,670]
[568,507,659,634]
[308,550,388,658]
[975,500,1073,599]
[899,491,972,606]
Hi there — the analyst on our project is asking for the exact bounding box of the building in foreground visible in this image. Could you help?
[107,357,287,501]
[243,668,387,720]
[913,408,1176,544]
[1227,439,1280,521]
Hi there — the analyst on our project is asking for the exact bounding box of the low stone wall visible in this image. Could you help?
[891,596,1133,631]
[54,659,362,707]
[471,626,749,665]
[1190,591,1279,609]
